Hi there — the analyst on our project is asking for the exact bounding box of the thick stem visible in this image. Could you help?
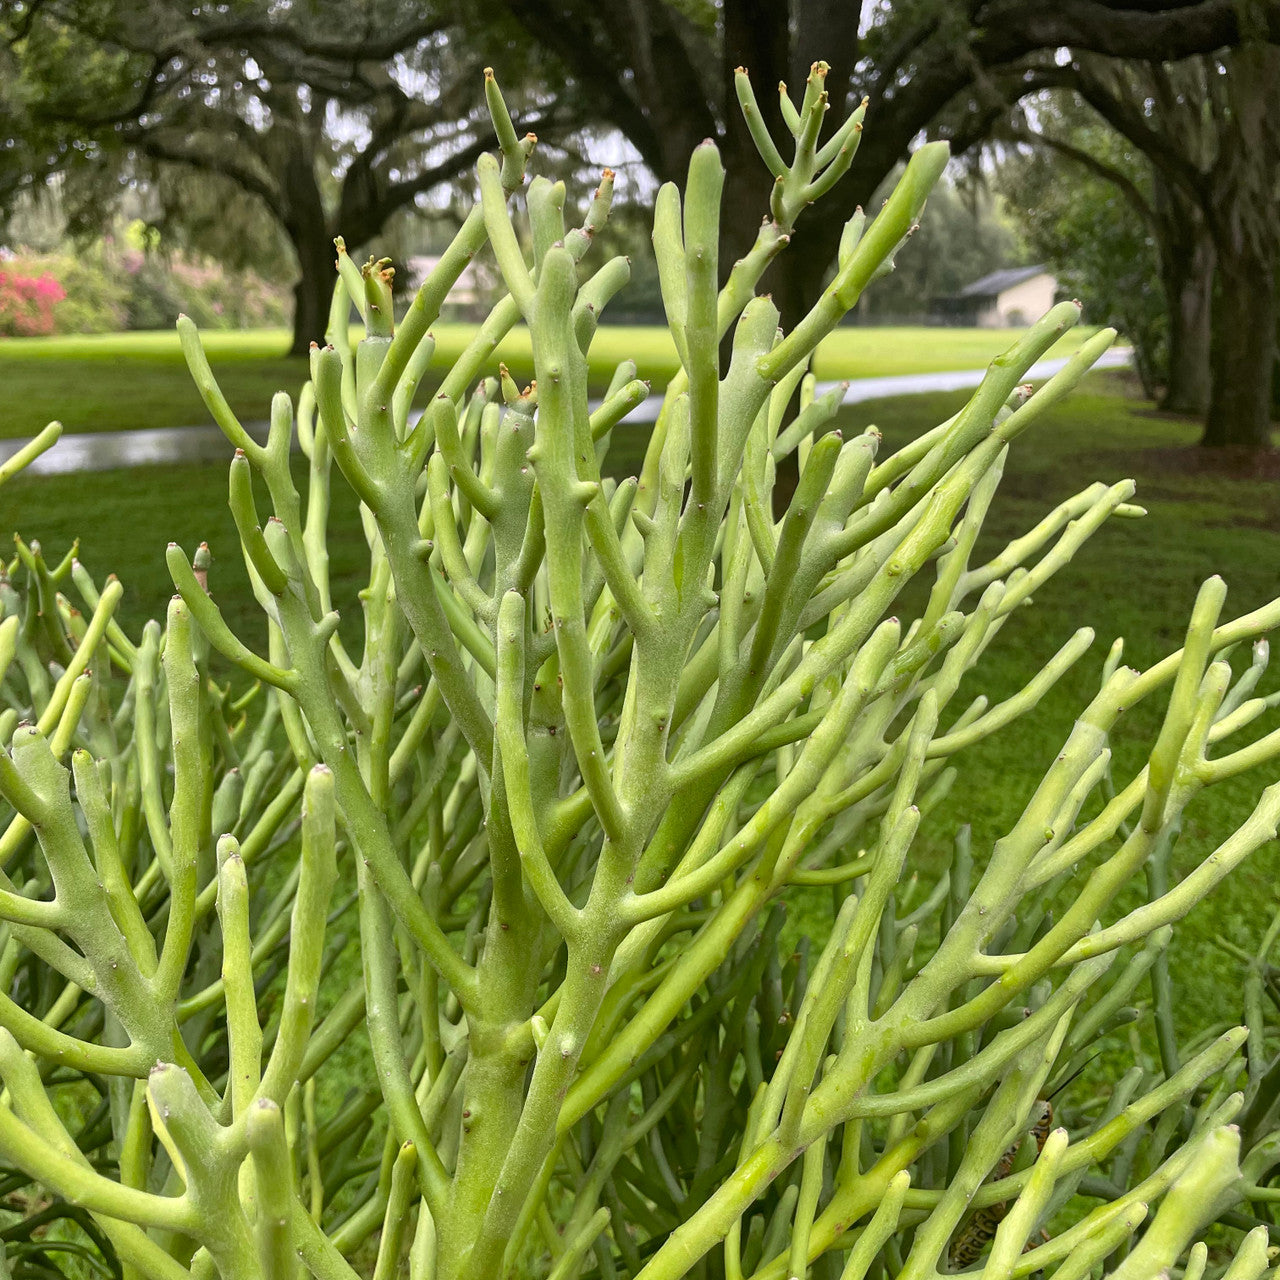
[1157,221,1214,416]
[1201,42,1280,449]
[1202,245,1277,448]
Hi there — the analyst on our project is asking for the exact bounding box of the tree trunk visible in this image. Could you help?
[766,209,846,331]
[1201,43,1280,449]
[1202,246,1277,448]
[290,247,337,356]
[1158,228,1214,416]
[279,138,338,357]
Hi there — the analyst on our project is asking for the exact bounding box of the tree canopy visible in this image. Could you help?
[1,0,561,351]
[4,0,1279,442]
[474,0,1280,321]
[995,46,1279,447]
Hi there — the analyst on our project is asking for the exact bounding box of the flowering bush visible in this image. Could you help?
[0,250,129,333]
[122,247,289,330]
[0,243,288,336]
[0,268,65,336]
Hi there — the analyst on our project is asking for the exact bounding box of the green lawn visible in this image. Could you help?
[829,373,1280,1042]
[0,323,1103,440]
[4,369,1276,1047]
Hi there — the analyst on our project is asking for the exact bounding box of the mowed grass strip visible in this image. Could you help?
[0,323,1103,440]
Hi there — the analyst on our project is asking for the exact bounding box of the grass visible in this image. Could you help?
[4,369,1276,1051]
[0,323,1103,440]
[827,372,1280,1042]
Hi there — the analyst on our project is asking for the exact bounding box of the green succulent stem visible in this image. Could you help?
[0,57,1277,1280]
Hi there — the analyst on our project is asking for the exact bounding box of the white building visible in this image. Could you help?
[937,265,1059,328]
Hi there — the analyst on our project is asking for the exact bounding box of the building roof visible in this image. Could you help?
[956,264,1049,299]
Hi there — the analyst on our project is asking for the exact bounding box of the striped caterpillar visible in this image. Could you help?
[947,1099,1054,1269]
[945,1052,1101,1273]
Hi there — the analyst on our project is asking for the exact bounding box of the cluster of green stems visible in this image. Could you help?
[3,60,1280,1280]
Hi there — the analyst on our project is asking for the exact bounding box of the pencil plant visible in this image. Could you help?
[3,61,1280,1280]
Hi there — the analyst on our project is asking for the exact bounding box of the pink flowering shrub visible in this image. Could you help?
[0,269,66,336]
[168,255,288,329]
[0,251,129,334]
[0,244,287,336]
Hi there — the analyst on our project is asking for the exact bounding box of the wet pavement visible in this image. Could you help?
[1,349,1129,478]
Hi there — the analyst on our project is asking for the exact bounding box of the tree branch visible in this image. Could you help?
[137,135,285,220]
[1016,123,1158,224]
[194,14,447,63]
[973,0,1277,65]
[1018,63,1208,200]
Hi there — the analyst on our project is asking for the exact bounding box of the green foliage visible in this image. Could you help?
[3,63,1280,1280]
[122,252,289,333]
[854,175,1027,321]
[998,118,1166,398]
[0,249,130,335]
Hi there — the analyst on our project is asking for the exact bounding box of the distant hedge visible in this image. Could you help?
[0,241,288,336]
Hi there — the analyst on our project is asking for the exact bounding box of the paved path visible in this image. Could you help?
[1,348,1130,478]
